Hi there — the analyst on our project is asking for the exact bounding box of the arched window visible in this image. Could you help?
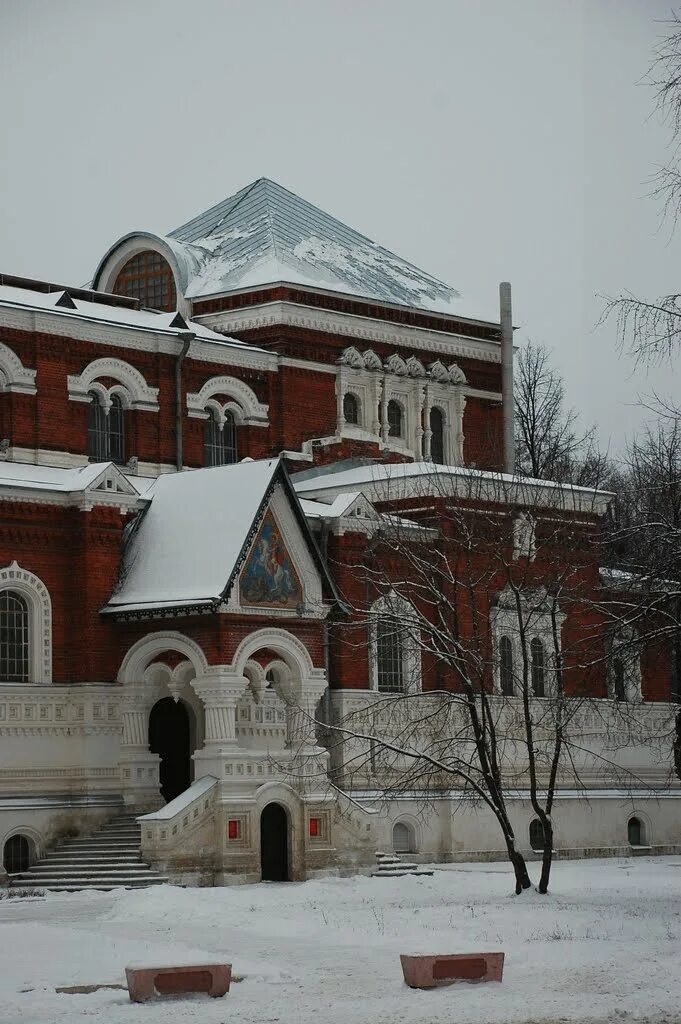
[376,619,406,693]
[204,408,238,467]
[499,636,514,695]
[87,391,126,464]
[387,400,403,438]
[628,816,645,846]
[529,818,545,851]
[430,407,444,464]
[613,657,626,701]
[3,834,32,873]
[113,250,177,311]
[343,392,360,425]
[393,821,415,854]
[531,638,545,697]
[0,590,29,682]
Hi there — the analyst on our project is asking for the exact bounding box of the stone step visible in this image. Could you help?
[10,878,169,891]
[60,841,141,851]
[42,854,145,865]
[26,864,153,876]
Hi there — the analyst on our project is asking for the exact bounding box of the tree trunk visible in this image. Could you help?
[538,821,554,894]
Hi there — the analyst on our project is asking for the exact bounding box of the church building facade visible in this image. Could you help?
[0,178,677,886]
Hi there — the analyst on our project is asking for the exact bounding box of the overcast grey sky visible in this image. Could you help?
[1,0,679,452]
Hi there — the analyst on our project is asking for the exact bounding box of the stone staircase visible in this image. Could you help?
[372,851,434,878]
[9,815,170,892]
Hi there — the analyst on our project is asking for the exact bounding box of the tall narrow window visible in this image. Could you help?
[0,591,29,682]
[531,638,545,697]
[376,619,405,693]
[204,408,238,466]
[430,407,444,464]
[87,391,126,463]
[87,391,108,461]
[343,392,359,425]
[613,657,626,701]
[387,400,403,438]
[108,394,126,464]
[499,636,514,695]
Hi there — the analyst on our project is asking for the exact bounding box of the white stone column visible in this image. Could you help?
[422,383,432,460]
[191,671,246,779]
[119,681,162,811]
[380,377,389,446]
[287,671,329,755]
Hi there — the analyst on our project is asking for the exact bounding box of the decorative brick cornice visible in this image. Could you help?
[198,302,502,364]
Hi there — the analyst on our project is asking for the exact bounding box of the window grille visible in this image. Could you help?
[87,392,126,464]
[0,590,29,682]
[343,392,359,425]
[430,407,444,464]
[376,619,405,693]
[387,400,403,438]
[113,250,177,311]
[499,636,514,695]
[531,637,545,697]
[204,409,238,466]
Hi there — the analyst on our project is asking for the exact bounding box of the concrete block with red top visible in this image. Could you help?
[125,962,232,1002]
[400,952,504,988]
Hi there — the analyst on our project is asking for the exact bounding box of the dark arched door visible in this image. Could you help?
[260,803,289,881]
[3,834,31,873]
[148,698,191,803]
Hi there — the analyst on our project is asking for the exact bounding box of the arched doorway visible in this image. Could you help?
[260,803,289,881]
[3,834,32,873]
[148,698,192,803]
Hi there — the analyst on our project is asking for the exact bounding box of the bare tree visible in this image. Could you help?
[296,471,668,895]
[605,13,681,367]
[514,342,607,487]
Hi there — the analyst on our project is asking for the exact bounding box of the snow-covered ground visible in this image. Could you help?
[1,857,680,1024]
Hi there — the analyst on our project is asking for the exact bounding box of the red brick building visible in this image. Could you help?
[0,179,677,887]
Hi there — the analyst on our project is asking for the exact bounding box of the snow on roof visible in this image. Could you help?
[164,178,464,315]
[293,460,615,514]
[0,283,261,352]
[104,459,280,612]
[0,460,139,494]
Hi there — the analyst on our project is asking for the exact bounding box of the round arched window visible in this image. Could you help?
[113,250,177,311]
[3,834,33,873]
[393,821,414,854]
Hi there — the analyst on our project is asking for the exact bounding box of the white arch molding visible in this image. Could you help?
[0,343,37,395]
[67,357,159,411]
[186,376,268,426]
[118,631,209,684]
[0,562,52,683]
[230,627,318,681]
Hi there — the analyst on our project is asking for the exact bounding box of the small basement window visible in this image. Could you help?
[529,818,545,851]
[628,816,646,847]
[393,821,415,854]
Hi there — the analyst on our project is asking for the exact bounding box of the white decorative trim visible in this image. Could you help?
[67,357,159,412]
[197,301,502,363]
[0,562,52,684]
[0,343,37,396]
[118,631,209,684]
[0,303,276,371]
[230,627,317,680]
[186,375,268,425]
[490,586,565,697]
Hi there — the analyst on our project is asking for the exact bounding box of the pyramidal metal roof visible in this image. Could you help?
[165,178,461,314]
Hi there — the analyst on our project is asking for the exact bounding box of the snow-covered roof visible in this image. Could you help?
[159,178,462,315]
[104,460,281,613]
[0,283,261,352]
[293,460,615,515]
[0,460,139,497]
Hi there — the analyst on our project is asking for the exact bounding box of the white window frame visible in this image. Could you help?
[491,586,564,698]
[369,593,421,695]
[0,562,52,684]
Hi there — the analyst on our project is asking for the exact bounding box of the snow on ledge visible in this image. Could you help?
[137,775,217,821]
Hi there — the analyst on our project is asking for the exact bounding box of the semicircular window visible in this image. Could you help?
[113,250,177,311]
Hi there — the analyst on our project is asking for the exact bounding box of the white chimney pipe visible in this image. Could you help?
[499,282,514,475]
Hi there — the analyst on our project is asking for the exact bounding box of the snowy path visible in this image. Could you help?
[1,857,681,1024]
